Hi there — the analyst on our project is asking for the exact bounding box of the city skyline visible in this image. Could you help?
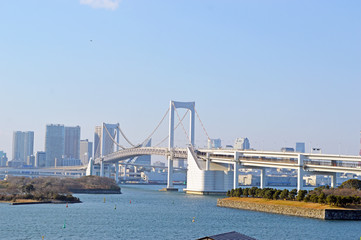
[1,1,360,158]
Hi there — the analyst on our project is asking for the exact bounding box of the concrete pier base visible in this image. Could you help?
[159,188,178,192]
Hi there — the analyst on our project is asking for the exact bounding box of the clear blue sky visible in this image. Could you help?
[1,0,360,159]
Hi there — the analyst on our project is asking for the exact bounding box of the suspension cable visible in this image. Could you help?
[153,110,189,147]
[139,108,170,146]
[117,125,136,147]
[195,107,211,141]
[103,124,127,150]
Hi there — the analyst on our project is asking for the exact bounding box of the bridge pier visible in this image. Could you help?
[100,159,104,177]
[297,154,304,191]
[260,168,266,189]
[331,173,337,188]
[115,162,119,183]
[165,156,177,191]
[233,152,240,189]
[206,153,210,170]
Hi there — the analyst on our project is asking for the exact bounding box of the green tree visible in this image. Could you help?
[339,179,361,190]
[318,192,326,204]
[288,189,298,200]
[273,190,282,200]
[250,187,258,197]
[279,189,289,200]
[265,189,275,200]
[326,194,337,206]
[296,190,308,201]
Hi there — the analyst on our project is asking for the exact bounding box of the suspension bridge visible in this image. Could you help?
[86,100,361,194]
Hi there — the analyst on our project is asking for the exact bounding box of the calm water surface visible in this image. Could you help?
[0,185,360,240]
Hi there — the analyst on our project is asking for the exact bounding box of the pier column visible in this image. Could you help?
[331,173,337,188]
[100,159,104,177]
[260,168,266,189]
[233,152,240,189]
[123,164,127,181]
[206,152,210,171]
[115,162,119,183]
[297,154,304,191]
[167,156,174,188]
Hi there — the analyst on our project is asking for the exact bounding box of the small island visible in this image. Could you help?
[0,175,121,205]
[218,179,361,220]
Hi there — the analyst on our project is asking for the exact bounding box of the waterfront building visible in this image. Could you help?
[296,142,305,153]
[26,155,35,167]
[55,157,82,167]
[35,151,46,168]
[80,139,93,165]
[0,151,8,167]
[12,131,34,164]
[208,138,222,149]
[234,138,250,150]
[45,124,65,167]
[64,126,81,159]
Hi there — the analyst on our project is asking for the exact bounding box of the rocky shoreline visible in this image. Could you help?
[217,198,361,220]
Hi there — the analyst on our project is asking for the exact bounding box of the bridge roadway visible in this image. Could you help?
[96,147,361,175]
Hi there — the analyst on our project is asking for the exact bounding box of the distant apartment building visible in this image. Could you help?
[80,139,93,165]
[64,126,81,159]
[296,142,305,153]
[0,151,8,167]
[208,138,222,149]
[35,151,46,168]
[234,137,250,150]
[12,131,34,164]
[45,124,65,167]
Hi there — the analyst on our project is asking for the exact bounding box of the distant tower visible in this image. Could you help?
[12,131,34,164]
[45,124,65,167]
[296,142,305,153]
[80,139,93,165]
[64,126,81,159]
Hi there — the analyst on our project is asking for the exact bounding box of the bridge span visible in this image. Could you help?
[89,146,361,194]
[87,100,361,194]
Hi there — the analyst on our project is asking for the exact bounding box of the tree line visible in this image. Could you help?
[226,179,361,208]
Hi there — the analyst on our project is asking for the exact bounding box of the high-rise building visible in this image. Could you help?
[234,137,250,150]
[64,126,80,159]
[296,142,305,153]
[35,151,46,168]
[94,124,117,158]
[80,139,93,165]
[94,126,102,159]
[0,151,8,167]
[208,138,222,149]
[45,124,65,167]
[12,131,34,164]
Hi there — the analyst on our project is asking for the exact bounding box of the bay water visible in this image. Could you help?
[0,185,360,240]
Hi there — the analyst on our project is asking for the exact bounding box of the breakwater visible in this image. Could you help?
[217,198,361,220]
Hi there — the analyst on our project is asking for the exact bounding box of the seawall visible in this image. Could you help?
[217,198,361,220]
